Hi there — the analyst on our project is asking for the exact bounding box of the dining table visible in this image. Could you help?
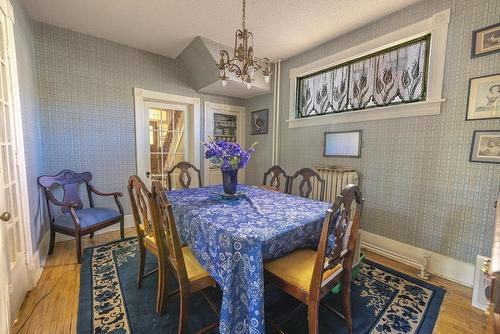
[166,184,332,334]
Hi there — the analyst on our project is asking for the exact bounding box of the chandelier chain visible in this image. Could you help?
[242,0,246,29]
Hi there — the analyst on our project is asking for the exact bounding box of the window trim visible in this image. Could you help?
[287,9,450,128]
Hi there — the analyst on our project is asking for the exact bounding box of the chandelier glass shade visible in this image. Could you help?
[218,0,271,89]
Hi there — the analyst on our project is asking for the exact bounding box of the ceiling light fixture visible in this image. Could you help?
[218,0,272,89]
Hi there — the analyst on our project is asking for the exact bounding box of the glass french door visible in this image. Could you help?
[144,102,189,189]
[0,3,29,327]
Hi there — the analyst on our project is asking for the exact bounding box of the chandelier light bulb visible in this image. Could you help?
[264,75,270,83]
[246,82,252,90]
[221,79,227,87]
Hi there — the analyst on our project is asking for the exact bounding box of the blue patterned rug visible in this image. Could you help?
[78,238,445,333]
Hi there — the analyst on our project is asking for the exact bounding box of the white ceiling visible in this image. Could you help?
[21,0,421,60]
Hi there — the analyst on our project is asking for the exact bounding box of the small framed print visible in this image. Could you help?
[324,130,362,158]
[469,130,500,164]
[471,23,500,58]
[466,73,500,120]
[250,109,269,135]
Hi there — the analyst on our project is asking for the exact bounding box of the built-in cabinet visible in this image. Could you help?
[204,102,246,186]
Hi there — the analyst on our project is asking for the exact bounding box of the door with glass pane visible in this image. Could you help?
[204,102,246,186]
[144,101,191,189]
[0,3,29,327]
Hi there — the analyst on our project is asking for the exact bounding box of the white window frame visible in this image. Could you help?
[287,9,450,128]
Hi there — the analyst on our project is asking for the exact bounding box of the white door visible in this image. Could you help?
[204,102,246,186]
[140,101,195,189]
[0,1,29,329]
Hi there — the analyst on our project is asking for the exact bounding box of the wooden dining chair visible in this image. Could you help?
[262,165,289,192]
[287,168,326,201]
[264,184,363,334]
[150,181,219,333]
[166,161,202,191]
[128,175,168,314]
[38,170,124,263]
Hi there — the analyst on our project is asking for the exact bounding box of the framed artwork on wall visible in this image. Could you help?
[471,23,500,58]
[250,109,269,135]
[466,73,500,120]
[323,130,362,158]
[469,130,500,164]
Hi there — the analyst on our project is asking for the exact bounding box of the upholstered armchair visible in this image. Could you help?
[38,170,124,263]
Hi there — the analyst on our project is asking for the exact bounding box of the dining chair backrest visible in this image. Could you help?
[128,175,155,240]
[166,161,202,191]
[288,168,326,201]
[151,181,189,284]
[262,165,289,192]
[309,184,363,298]
[38,169,93,214]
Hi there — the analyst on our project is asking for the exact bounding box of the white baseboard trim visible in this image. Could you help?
[55,214,134,243]
[360,230,475,287]
[29,230,49,288]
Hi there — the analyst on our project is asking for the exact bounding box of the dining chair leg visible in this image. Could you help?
[76,234,82,264]
[341,273,353,334]
[307,301,319,334]
[178,288,190,334]
[48,225,55,255]
[137,243,146,289]
[156,263,168,315]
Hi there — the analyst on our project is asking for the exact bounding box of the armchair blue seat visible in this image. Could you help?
[38,170,124,263]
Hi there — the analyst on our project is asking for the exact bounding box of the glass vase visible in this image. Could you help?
[222,168,238,195]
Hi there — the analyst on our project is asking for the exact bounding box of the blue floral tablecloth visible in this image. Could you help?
[167,185,331,334]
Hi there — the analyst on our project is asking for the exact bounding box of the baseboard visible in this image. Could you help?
[30,230,50,287]
[360,230,475,287]
[55,214,134,243]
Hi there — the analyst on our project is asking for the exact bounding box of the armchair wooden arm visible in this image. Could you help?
[88,185,124,215]
[89,185,123,197]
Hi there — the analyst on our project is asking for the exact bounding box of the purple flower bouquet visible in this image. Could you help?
[204,138,257,194]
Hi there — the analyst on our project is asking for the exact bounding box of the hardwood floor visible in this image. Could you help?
[11,228,487,333]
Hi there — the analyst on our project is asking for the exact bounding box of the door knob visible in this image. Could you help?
[146,171,151,178]
[0,212,11,222]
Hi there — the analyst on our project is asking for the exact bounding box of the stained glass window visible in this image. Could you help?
[296,35,429,118]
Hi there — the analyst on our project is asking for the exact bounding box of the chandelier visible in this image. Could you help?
[218,0,271,89]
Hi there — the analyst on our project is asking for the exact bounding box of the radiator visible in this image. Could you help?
[311,166,359,203]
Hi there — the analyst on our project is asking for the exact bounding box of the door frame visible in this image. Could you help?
[134,88,201,183]
[1,0,34,330]
[203,102,246,185]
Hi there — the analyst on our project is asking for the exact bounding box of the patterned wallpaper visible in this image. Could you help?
[245,93,274,186]
[13,0,46,251]
[33,23,243,220]
[273,0,499,263]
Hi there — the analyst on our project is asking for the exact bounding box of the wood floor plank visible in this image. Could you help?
[11,229,487,333]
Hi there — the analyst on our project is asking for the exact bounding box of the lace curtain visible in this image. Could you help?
[297,37,428,118]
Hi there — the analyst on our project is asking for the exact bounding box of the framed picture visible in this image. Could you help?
[324,130,362,158]
[469,130,500,164]
[466,73,500,120]
[250,109,268,135]
[471,23,500,58]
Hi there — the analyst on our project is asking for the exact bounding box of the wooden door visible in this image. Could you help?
[0,1,29,329]
[142,101,190,189]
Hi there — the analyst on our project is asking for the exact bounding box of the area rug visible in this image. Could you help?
[78,238,445,333]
